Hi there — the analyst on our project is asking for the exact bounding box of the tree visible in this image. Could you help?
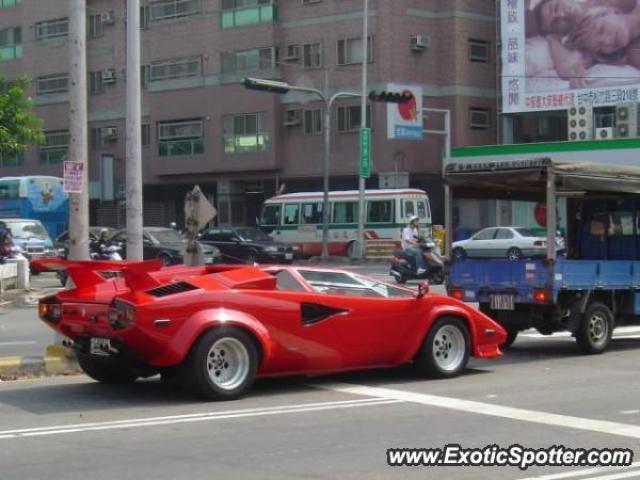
[0,75,44,156]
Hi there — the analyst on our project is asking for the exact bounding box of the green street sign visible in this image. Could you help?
[360,127,371,178]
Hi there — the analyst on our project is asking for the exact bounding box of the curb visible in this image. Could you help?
[0,344,78,380]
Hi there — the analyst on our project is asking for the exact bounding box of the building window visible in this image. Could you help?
[469,107,491,130]
[142,124,151,146]
[337,36,373,65]
[221,0,277,29]
[39,131,69,165]
[88,71,104,95]
[158,119,204,157]
[0,151,24,168]
[304,109,322,135]
[88,14,103,37]
[90,127,103,150]
[337,105,370,132]
[1,0,22,8]
[0,26,21,61]
[468,39,490,63]
[149,57,202,82]
[222,47,276,73]
[222,112,270,154]
[303,42,322,68]
[149,0,200,22]
[35,18,69,40]
[36,74,69,95]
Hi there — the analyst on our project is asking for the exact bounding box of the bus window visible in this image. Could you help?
[301,203,323,224]
[417,200,429,220]
[404,200,415,219]
[262,204,281,226]
[0,180,20,199]
[333,201,358,224]
[284,204,300,225]
[367,200,393,223]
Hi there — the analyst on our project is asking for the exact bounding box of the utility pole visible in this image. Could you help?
[356,0,369,258]
[126,0,144,260]
[67,0,89,261]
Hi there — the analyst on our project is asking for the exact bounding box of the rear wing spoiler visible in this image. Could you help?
[65,260,164,291]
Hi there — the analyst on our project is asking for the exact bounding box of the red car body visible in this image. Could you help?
[39,261,506,398]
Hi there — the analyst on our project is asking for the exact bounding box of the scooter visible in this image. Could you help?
[56,244,122,286]
[389,238,445,285]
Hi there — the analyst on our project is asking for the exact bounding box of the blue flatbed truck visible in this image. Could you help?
[445,158,640,354]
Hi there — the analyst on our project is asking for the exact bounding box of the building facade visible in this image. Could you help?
[0,0,498,226]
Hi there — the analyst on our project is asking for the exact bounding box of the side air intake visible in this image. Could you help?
[147,282,199,298]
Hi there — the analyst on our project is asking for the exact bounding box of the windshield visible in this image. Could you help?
[147,229,184,244]
[5,221,49,240]
[514,228,539,237]
[236,227,272,242]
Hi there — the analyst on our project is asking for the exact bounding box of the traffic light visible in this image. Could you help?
[242,77,291,95]
[368,90,413,103]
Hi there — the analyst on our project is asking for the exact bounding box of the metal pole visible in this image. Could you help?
[126,0,144,260]
[356,0,369,258]
[546,168,557,262]
[321,97,331,258]
[68,0,89,261]
[444,183,453,259]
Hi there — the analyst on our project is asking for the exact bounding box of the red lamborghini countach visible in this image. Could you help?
[38,261,506,400]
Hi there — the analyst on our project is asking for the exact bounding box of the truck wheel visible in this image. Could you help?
[576,302,613,355]
[415,317,470,378]
[181,327,258,400]
[503,329,518,348]
[76,353,139,384]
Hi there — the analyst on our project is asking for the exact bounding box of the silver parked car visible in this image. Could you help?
[452,227,562,261]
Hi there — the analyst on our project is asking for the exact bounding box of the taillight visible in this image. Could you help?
[451,290,465,301]
[534,290,549,303]
[38,297,62,323]
[533,240,546,247]
[108,300,136,330]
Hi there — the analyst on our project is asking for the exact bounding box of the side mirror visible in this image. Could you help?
[417,281,430,298]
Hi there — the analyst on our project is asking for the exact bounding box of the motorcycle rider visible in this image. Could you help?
[91,228,113,258]
[401,215,426,274]
[0,221,12,264]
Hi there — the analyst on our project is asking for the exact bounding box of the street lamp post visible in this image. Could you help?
[242,77,360,258]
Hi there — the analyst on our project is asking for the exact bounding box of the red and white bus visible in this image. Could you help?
[259,189,432,257]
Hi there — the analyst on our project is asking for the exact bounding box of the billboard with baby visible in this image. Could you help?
[502,0,640,112]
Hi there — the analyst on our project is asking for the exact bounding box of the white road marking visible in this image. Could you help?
[0,341,37,347]
[620,410,640,415]
[518,463,640,480]
[0,397,401,440]
[320,383,640,440]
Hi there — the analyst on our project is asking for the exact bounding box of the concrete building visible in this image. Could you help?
[0,0,498,226]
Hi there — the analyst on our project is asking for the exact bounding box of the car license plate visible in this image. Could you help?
[90,338,113,356]
[285,253,293,260]
[490,294,515,311]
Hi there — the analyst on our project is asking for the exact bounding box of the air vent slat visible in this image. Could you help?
[147,281,198,298]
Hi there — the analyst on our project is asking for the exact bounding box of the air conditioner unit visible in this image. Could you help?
[282,45,301,61]
[410,35,430,51]
[102,127,118,139]
[595,127,614,140]
[101,69,116,83]
[283,110,302,126]
[100,11,116,25]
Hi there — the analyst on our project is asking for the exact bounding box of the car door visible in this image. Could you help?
[494,228,515,257]
[467,228,497,258]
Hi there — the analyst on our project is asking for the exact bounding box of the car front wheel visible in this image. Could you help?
[182,327,258,400]
[415,317,470,378]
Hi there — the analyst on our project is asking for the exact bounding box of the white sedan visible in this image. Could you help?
[452,227,563,261]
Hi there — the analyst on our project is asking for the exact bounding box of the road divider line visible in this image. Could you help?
[0,398,402,440]
[517,463,640,480]
[319,383,640,440]
[0,341,38,347]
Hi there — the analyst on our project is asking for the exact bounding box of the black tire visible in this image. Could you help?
[452,248,466,261]
[576,302,613,355]
[181,327,258,400]
[415,317,470,378]
[502,328,518,348]
[76,353,139,384]
[507,247,523,261]
[158,253,172,266]
[430,267,445,285]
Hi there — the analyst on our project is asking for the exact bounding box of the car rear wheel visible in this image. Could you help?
[576,302,613,355]
[452,248,466,261]
[158,253,172,266]
[181,327,258,400]
[76,353,139,384]
[507,247,523,261]
[415,317,470,378]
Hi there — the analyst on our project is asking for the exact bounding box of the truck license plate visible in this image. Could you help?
[90,338,113,356]
[490,294,515,311]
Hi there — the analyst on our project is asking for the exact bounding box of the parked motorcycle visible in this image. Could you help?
[389,238,445,285]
